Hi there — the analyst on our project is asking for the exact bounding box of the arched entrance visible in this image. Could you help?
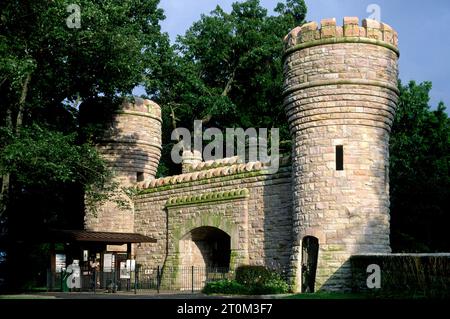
[180,226,231,269]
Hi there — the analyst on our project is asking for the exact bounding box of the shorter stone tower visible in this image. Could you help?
[181,150,202,174]
[283,18,399,291]
[84,98,162,234]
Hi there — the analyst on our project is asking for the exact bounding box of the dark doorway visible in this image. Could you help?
[180,226,231,269]
[301,236,319,293]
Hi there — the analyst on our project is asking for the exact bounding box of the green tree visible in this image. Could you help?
[0,0,168,222]
[390,80,450,252]
[148,0,307,175]
[0,0,169,290]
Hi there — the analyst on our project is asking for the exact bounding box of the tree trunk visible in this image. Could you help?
[14,73,31,133]
[222,68,236,97]
[0,175,10,219]
[0,73,31,218]
[168,103,179,131]
[200,67,237,126]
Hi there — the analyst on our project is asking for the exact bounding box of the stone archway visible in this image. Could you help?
[164,192,250,290]
[167,209,248,270]
[180,226,231,269]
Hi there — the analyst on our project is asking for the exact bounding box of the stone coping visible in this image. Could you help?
[165,189,250,208]
[187,156,242,172]
[135,162,292,194]
[183,155,291,173]
[117,98,162,119]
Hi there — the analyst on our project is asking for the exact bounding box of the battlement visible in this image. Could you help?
[119,97,162,121]
[284,17,398,55]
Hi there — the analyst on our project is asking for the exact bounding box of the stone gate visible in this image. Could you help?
[84,16,399,292]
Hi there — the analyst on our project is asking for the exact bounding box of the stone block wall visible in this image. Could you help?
[133,160,293,271]
[283,18,399,291]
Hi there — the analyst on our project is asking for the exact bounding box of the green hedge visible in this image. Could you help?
[203,266,290,295]
[235,266,273,285]
[351,254,450,298]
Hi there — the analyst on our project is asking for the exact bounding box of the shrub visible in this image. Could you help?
[259,275,290,294]
[203,266,290,295]
[235,265,273,285]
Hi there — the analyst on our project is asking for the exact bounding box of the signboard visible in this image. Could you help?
[119,261,130,279]
[126,259,136,272]
[55,254,66,273]
[103,253,113,273]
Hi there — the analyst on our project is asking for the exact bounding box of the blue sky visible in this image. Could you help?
[143,0,450,110]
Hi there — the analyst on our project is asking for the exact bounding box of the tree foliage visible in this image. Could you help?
[0,0,169,230]
[149,0,307,175]
[390,81,450,252]
[0,0,170,291]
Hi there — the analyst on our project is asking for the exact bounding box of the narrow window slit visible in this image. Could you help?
[336,145,344,171]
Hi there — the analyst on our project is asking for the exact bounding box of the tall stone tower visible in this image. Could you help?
[283,18,399,291]
[84,98,162,234]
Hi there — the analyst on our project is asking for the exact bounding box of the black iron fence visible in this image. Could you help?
[47,266,233,293]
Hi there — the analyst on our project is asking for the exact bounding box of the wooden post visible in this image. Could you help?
[157,265,160,294]
[50,243,56,273]
[191,266,194,293]
[134,265,138,295]
[127,243,132,259]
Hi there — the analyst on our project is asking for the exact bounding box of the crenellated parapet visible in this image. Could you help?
[284,17,398,54]
[118,98,162,122]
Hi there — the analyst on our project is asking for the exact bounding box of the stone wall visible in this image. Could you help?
[283,17,399,292]
[133,160,293,271]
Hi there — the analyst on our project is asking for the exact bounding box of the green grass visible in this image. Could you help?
[28,287,48,292]
[285,291,430,300]
[285,292,370,299]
